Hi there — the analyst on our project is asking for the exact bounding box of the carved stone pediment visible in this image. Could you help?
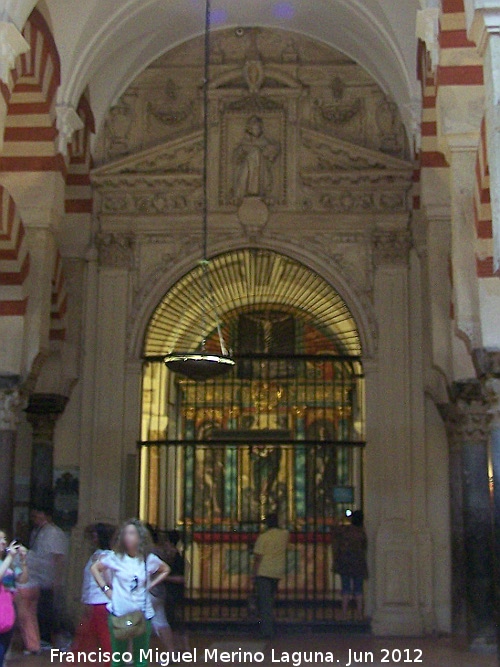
[92,130,203,182]
[300,127,412,180]
[91,131,204,215]
[299,127,413,213]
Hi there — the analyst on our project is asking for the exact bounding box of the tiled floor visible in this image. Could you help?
[5,634,498,667]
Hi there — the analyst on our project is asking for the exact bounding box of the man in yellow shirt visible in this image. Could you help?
[252,514,289,638]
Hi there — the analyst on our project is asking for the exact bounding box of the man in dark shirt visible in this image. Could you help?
[164,531,187,633]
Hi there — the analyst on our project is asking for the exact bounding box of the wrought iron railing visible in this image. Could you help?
[139,355,365,623]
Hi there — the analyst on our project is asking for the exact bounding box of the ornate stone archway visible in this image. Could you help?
[82,27,450,636]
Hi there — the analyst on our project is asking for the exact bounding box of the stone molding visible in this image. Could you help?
[0,22,29,85]
[56,104,84,156]
[96,232,135,269]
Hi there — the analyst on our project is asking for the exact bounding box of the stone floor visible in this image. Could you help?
[5,634,498,667]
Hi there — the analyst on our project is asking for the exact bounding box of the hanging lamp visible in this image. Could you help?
[163,0,235,382]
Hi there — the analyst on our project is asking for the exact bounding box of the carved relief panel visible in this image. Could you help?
[91,27,414,299]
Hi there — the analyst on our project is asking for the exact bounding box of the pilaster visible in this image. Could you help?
[84,232,134,523]
[447,136,482,353]
[368,228,425,635]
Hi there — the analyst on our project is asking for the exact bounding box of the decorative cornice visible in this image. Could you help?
[0,22,29,85]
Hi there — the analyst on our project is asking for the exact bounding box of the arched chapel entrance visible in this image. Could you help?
[139,249,365,623]
[88,26,450,635]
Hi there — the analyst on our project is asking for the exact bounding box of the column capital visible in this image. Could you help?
[440,380,492,445]
[96,232,135,269]
[25,393,68,437]
[56,104,84,156]
[0,22,29,86]
[372,229,412,266]
[0,376,22,431]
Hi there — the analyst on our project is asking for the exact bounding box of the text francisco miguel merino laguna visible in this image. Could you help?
[50,647,405,666]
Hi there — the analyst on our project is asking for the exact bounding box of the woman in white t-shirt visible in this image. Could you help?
[91,519,170,667]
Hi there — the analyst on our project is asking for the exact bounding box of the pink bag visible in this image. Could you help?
[0,584,15,634]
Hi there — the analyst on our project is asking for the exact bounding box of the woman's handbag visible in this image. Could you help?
[110,558,148,641]
[0,584,15,634]
[110,610,146,641]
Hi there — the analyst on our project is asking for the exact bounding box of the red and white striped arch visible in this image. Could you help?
[1,8,63,174]
[0,185,30,316]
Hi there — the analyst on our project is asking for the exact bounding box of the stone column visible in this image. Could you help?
[0,377,21,531]
[440,380,495,647]
[26,393,68,510]
[472,348,500,654]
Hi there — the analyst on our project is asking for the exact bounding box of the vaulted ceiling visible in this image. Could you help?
[3,0,423,142]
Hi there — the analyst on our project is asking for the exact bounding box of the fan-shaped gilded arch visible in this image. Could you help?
[143,249,361,358]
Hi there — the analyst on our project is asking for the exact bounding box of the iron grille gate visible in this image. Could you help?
[139,355,365,624]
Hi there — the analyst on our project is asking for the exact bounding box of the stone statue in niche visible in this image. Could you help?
[233,116,280,203]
